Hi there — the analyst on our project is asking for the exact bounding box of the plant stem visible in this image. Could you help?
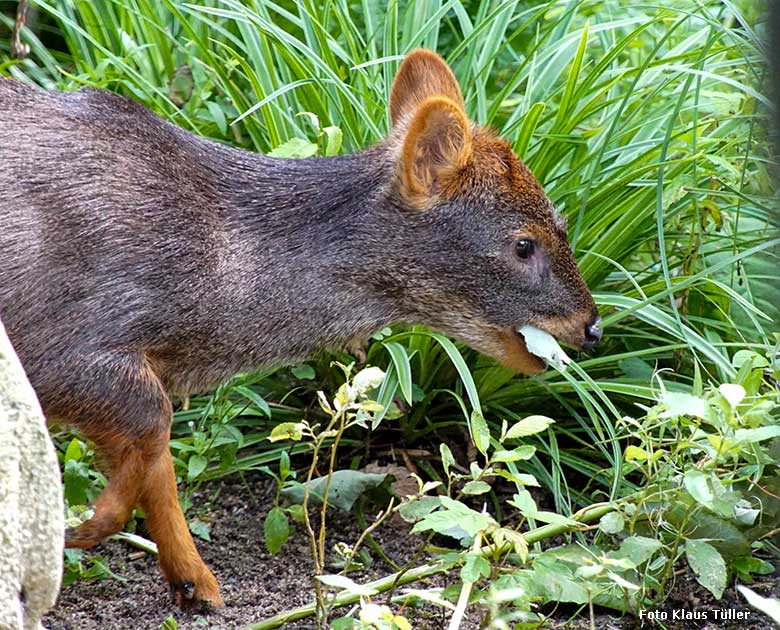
[355,502,402,571]
[300,433,325,627]
[343,498,396,573]
[245,502,615,630]
[245,559,446,630]
[447,534,482,630]
[317,406,348,623]
[111,532,158,555]
[318,408,347,573]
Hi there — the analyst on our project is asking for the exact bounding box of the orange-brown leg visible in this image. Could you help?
[53,352,222,608]
[65,437,143,548]
[139,437,222,608]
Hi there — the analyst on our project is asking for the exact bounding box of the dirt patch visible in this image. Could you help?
[43,476,470,630]
[43,475,778,629]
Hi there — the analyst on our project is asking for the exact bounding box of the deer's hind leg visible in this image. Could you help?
[42,351,222,608]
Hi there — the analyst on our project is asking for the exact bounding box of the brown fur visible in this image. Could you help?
[0,49,600,608]
[389,49,465,125]
[400,96,471,201]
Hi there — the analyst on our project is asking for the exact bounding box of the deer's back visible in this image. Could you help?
[0,78,230,377]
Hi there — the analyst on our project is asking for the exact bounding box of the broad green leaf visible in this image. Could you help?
[469,409,491,456]
[397,496,441,523]
[685,540,727,599]
[659,392,710,420]
[531,555,590,605]
[268,137,318,158]
[63,459,91,506]
[492,446,536,462]
[279,450,290,480]
[286,504,306,524]
[732,556,775,580]
[268,422,304,442]
[598,512,625,534]
[187,454,208,482]
[683,469,714,509]
[505,416,555,440]
[440,443,455,477]
[322,125,343,156]
[624,445,648,462]
[296,111,319,132]
[205,101,227,135]
[733,426,780,447]
[189,519,211,542]
[508,490,537,515]
[611,536,664,567]
[718,383,746,407]
[263,507,289,554]
[463,480,491,495]
[732,350,769,369]
[514,473,540,487]
[63,438,83,464]
[461,553,490,583]
[353,366,386,395]
[291,364,316,380]
[281,470,389,511]
[518,326,571,370]
[411,497,495,538]
[668,506,752,559]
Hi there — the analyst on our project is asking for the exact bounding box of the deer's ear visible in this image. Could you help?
[399,96,471,200]
[390,49,464,127]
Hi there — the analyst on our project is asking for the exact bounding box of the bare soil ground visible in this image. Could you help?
[44,475,475,630]
[43,475,778,630]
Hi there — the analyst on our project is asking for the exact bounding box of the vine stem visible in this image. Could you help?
[447,534,483,630]
[300,429,326,626]
[316,405,349,624]
[245,502,616,630]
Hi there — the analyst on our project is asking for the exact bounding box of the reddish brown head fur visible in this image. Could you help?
[389,50,599,373]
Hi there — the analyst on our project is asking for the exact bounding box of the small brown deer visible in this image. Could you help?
[0,50,601,608]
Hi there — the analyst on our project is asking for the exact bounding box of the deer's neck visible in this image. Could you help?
[219,144,392,232]
[199,141,403,365]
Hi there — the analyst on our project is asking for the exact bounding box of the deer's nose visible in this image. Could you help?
[583,315,602,350]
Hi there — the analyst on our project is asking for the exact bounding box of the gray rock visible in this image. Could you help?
[0,317,63,630]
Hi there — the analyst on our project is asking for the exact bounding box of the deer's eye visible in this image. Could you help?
[515,239,535,259]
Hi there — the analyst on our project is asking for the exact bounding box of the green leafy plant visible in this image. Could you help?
[266,363,396,627]
[59,436,104,509]
[260,449,297,554]
[62,548,124,587]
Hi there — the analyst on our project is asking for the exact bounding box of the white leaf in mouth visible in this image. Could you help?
[518,325,571,371]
